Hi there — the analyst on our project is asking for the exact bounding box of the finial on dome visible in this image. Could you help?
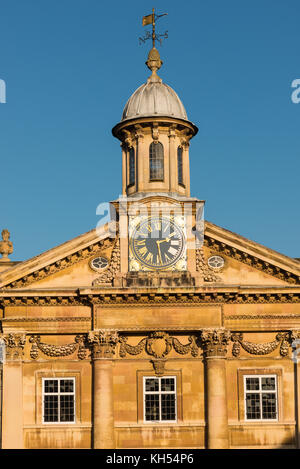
[146,47,163,83]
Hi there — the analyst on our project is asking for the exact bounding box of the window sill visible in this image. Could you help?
[24,424,92,429]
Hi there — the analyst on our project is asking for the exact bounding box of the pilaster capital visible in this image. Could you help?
[168,124,177,139]
[1,332,26,361]
[134,124,144,140]
[180,130,192,148]
[200,328,231,358]
[88,329,119,359]
[121,130,133,149]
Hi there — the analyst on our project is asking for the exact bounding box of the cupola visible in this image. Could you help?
[112,47,198,198]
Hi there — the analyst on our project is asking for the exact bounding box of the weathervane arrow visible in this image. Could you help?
[139,8,168,47]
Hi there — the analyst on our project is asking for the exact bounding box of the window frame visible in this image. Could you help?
[177,146,184,186]
[42,377,76,425]
[143,375,177,424]
[243,374,278,422]
[128,146,135,186]
[237,368,283,423]
[137,370,182,424]
[149,141,164,182]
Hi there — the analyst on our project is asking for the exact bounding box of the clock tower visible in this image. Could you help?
[112,46,204,283]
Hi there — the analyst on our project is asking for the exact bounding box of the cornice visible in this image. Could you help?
[112,116,198,141]
[1,317,89,322]
[1,290,300,306]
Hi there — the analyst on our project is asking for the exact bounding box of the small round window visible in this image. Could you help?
[208,255,225,269]
[90,256,109,272]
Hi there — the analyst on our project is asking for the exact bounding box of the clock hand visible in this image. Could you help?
[157,237,170,244]
[156,241,163,265]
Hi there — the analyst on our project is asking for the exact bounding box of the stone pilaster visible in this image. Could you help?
[121,143,127,195]
[168,125,177,192]
[290,330,300,448]
[135,126,145,193]
[183,143,190,197]
[201,328,231,449]
[88,330,119,449]
[1,333,26,449]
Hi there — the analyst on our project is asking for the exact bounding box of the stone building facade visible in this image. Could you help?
[0,44,300,449]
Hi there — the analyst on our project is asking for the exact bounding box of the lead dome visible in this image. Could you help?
[121,47,188,122]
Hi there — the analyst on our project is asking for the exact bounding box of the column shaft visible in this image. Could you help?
[205,357,229,449]
[93,359,115,449]
[2,362,23,448]
[201,329,230,449]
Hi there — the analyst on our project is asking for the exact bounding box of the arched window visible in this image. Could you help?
[129,147,135,185]
[149,142,164,181]
[177,146,183,185]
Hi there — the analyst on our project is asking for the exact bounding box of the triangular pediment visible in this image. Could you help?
[0,220,299,292]
[0,223,119,291]
[202,221,300,286]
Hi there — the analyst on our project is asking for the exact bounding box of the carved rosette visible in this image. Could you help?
[2,333,26,360]
[231,332,290,357]
[29,335,87,360]
[201,329,231,358]
[88,330,119,359]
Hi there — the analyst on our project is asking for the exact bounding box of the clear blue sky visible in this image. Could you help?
[0,0,299,261]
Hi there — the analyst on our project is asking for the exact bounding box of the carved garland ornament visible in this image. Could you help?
[195,248,221,282]
[231,332,290,357]
[29,335,87,360]
[119,332,198,359]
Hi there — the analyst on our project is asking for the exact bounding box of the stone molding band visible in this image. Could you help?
[2,328,300,362]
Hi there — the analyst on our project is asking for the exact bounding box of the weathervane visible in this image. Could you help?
[139,8,168,47]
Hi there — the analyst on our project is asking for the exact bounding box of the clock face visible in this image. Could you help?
[129,216,185,270]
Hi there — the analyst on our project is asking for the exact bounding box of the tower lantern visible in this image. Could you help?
[112,10,198,198]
